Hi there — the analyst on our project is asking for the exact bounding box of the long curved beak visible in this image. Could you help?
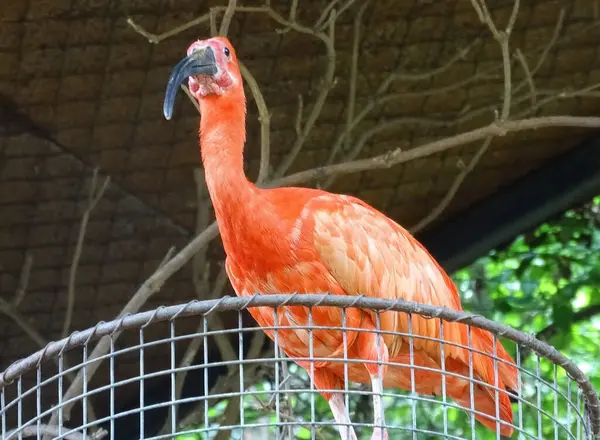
[163,46,218,120]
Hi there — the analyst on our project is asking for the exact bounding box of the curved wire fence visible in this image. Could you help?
[1,294,599,440]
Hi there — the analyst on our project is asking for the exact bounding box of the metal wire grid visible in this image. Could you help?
[1,294,599,440]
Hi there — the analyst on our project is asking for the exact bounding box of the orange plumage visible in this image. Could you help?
[164,36,519,439]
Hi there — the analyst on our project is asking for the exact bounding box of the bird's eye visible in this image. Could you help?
[223,47,230,57]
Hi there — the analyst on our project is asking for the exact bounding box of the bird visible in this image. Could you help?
[163,37,519,440]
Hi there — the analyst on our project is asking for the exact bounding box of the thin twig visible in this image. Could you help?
[181,84,201,114]
[516,49,536,108]
[12,252,33,308]
[62,169,110,339]
[325,38,481,176]
[218,0,238,36]
[192,168,212,298]
[2,251,95,431]
[239,62,271,185]
[500,0,520,120]
[314,0,341,30]
[161,167,238,435]
[294,94,304,136]
[321,92,535,190]
[469,0,485,23]
[7,425,107,440]
[475,0,520,121]
[332,0,371,166]
[410,137,493,234]
[50,245,177,423]
[276,0,299,34]
[210,8,219,36]
[526,9,565,79]
[410,0,519,230]
[381,38,480,86]
[274,9,337,178]
[0,297,51,351]
[0,297,86,416]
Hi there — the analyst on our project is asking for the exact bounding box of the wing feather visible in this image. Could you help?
[302,194,466,360]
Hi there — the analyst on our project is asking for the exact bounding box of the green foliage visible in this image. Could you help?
[178,195,600,439]
[454,195,600,348]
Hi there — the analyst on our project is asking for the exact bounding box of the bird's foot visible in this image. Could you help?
[328,393,358,440]
[370,427,388,440]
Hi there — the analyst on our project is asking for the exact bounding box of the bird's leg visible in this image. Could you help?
[368,371,388,440]
[299,363,358,440]
[357,327,390,440]
[329,393,358,440]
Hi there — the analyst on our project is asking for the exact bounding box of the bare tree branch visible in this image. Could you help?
[409,0,519,230]
[276,0,300,34]
[0,252,84,416]
[160,163,261,435]
[520,303,600,362]
[273,9,337,178]
[181,84,200,113]
[49,245,176,425]
[0,297,89,423]
[516,49,536,108]
[271,116,600,188]
[8,425,107,440]
[321,100,518,190]
[474,0,520,121]
[62,168,110,339]
[192,168,212,298]
[218,0,238,37]
[325,37,480,177]
[340,0,370,164]
[410,137,493,234]
[294,93,304,136]
[210,8,219,36]
[0,297,50,351]
[12,252,33,308]
[239,62,271,185]
[129,5,335,46]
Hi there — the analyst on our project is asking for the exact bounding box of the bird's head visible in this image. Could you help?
[163,37,242,120]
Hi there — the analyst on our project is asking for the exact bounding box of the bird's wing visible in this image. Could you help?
[297,193,467,360]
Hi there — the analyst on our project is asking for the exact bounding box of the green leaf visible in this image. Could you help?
[551,302,574,331]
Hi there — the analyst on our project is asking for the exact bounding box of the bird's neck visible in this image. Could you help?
[199,91,247,183]
[198,91,265,260]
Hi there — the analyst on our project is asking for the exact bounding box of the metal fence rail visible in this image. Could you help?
[1,294,599,440]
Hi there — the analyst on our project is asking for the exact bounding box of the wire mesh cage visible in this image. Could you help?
[1,294,599,440]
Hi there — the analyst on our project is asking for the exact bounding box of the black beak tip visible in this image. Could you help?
[163,105,172,121]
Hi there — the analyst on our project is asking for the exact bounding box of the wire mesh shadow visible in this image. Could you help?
[1,294,599,439]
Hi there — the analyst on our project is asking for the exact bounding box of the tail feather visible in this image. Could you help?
[379,353,516,437]
[448,375,515,437]
[333,324,520,436]
[470,327,519,392]
[451,326,518,437]
[384,325,518,437]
